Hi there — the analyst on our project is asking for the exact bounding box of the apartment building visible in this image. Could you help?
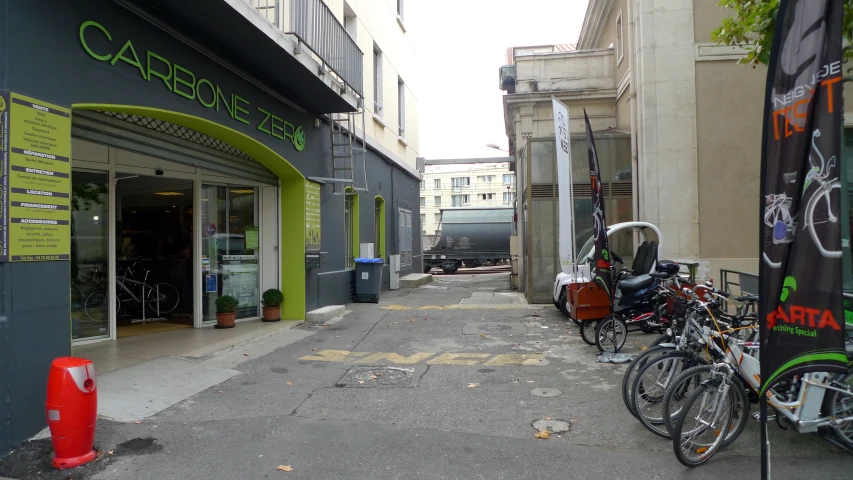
[419,162,516,246]
[0,0,420,454]
[501,0,771,302]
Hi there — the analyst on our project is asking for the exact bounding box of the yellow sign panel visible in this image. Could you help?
[0,90,72,262]
[304,180,321,252]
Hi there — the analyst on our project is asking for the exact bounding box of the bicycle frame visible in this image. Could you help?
[706,313,853,434]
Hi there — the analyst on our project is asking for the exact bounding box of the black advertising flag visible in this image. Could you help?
[759,0,846,394]
[584,111,611,305]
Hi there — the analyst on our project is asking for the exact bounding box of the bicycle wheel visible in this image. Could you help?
[823,372,853,448]
[558,289,571,317]
[580,320,598,345]
[632,351,699,438]
[806,181,842,259]
[595,315,627,353]
[145,282,180,315]
[672,376,749,467]
[622,345,675,418]
[662,364,750,447]
[84,289,110,322]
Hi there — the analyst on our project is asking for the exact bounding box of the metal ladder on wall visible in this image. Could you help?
[330,100,368,196]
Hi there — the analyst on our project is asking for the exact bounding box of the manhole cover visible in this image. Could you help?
[530,388,562,397]
[597,353,634,364]
[532,419,571,434]
[336,366,414,387]
[477,324,513,332]
[463,322,526,335]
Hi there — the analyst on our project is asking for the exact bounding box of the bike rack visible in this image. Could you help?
[131,283,166,325]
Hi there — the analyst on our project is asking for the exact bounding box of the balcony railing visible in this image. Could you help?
[246,0,364,97]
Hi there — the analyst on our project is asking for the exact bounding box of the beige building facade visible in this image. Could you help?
[501,0,772,300]
[419,163,516,246]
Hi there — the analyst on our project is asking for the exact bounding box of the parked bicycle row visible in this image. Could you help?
[554,251,853,466]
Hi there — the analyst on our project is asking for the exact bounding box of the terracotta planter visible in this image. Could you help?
[215,312,236,328]
[262,306,281,322]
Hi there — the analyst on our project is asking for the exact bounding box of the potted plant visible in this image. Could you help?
[262,288,283,322]
[215,295,239,329]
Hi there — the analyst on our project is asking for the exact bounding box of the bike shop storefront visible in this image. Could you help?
[70,110,281,343]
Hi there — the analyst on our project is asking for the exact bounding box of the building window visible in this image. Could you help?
[482,193,494,201]
[451,177,470,191]
[477,175,494,183]
[420,180,425,189]
[434,179,441,189]
[503,174,514,185]
[420,213,426,227]
[398,208,412,267]
[451,194,470,207]
[398,78,406,137]
[434,212,441,223]
[503,192,516,204]
[434,196,441,206]
[373,46,383,115]
[616,11,624,66]
[420,197,426,207]
[344,2,357,41]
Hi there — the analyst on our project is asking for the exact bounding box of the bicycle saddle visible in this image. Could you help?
[617,274,654,291]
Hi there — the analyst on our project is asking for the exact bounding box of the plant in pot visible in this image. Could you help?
[262,288,283,322]
[215,295,239,329]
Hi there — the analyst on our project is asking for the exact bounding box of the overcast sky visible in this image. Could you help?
[407,0,588,160]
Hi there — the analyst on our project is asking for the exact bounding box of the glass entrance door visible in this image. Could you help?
[201,184,260,322]
[71,170,110,340]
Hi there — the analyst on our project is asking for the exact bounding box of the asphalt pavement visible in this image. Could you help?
[2,272,851,479]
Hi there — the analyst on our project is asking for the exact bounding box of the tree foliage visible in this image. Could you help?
[712,0,853,65]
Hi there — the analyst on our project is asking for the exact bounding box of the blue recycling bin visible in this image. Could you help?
[354,258,384,303]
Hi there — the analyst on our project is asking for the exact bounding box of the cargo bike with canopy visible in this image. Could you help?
[552,221,707,353]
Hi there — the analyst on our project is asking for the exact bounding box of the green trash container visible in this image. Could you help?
[354,258,384,303]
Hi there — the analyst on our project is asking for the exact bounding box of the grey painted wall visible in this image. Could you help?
[0,0,421,456]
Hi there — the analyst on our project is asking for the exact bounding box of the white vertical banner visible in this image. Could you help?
[552,97,575,273]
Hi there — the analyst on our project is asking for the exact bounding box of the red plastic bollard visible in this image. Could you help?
[45,357,97,469]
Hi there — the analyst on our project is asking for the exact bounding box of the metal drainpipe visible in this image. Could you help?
[627,0,640,224]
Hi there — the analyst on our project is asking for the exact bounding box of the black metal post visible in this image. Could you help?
[760,395,770,480]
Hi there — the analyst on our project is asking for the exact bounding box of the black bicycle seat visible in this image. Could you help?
[617,275,654,291]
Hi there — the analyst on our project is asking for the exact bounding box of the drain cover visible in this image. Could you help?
[336,366,415,387]
[477,324,513,332]
[530,388,562,397]
[597,353,634,364]
[463,322,526,335]
[532,419,571,434]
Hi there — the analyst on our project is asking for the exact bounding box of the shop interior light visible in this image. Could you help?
[154,191,184,196]
[230,189,254,194]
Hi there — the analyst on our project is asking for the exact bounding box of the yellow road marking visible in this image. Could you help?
[297,350,353,362]
[426,353,491,365]
[297,350,549,366]
[484,354,545,366]
[353,352,435,365]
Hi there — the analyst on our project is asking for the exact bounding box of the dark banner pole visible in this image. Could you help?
[757,1,847,478]
[583,110,612,308]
